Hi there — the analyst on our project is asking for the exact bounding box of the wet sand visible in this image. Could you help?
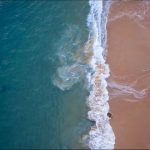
[107,1,150,149]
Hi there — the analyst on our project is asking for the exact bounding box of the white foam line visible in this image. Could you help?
[86,0,115,149]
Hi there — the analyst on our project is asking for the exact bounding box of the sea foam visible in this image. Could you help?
[86,0,115,149]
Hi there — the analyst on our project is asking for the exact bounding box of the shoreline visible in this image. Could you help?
[86,1,115,149]
[107,1,150,149]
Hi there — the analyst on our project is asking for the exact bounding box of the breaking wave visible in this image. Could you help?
[52,0,115,149]
[86,0,115,149]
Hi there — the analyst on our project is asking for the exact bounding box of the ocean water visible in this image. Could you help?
[0,1,91,149]
[0,0,115,149]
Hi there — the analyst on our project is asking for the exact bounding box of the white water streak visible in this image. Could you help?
[87,0,115,149]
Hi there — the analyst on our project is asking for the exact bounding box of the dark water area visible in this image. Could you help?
[0,1,90,149]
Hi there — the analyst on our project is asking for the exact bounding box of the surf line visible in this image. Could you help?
[86,0,115,149]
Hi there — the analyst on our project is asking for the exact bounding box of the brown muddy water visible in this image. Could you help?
[107,0,150,149]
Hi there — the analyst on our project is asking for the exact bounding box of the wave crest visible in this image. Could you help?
[86,0,115,149]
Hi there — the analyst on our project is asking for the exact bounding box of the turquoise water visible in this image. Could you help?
[0,1,91,149]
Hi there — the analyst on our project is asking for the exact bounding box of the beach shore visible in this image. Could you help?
[107,1,150,149]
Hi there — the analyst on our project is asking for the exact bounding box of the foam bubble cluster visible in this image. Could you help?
[86,0,115,149]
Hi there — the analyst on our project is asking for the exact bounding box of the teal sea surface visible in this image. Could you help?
[0,1,91,149]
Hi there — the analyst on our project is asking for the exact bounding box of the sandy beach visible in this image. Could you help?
[107,1,150,149]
